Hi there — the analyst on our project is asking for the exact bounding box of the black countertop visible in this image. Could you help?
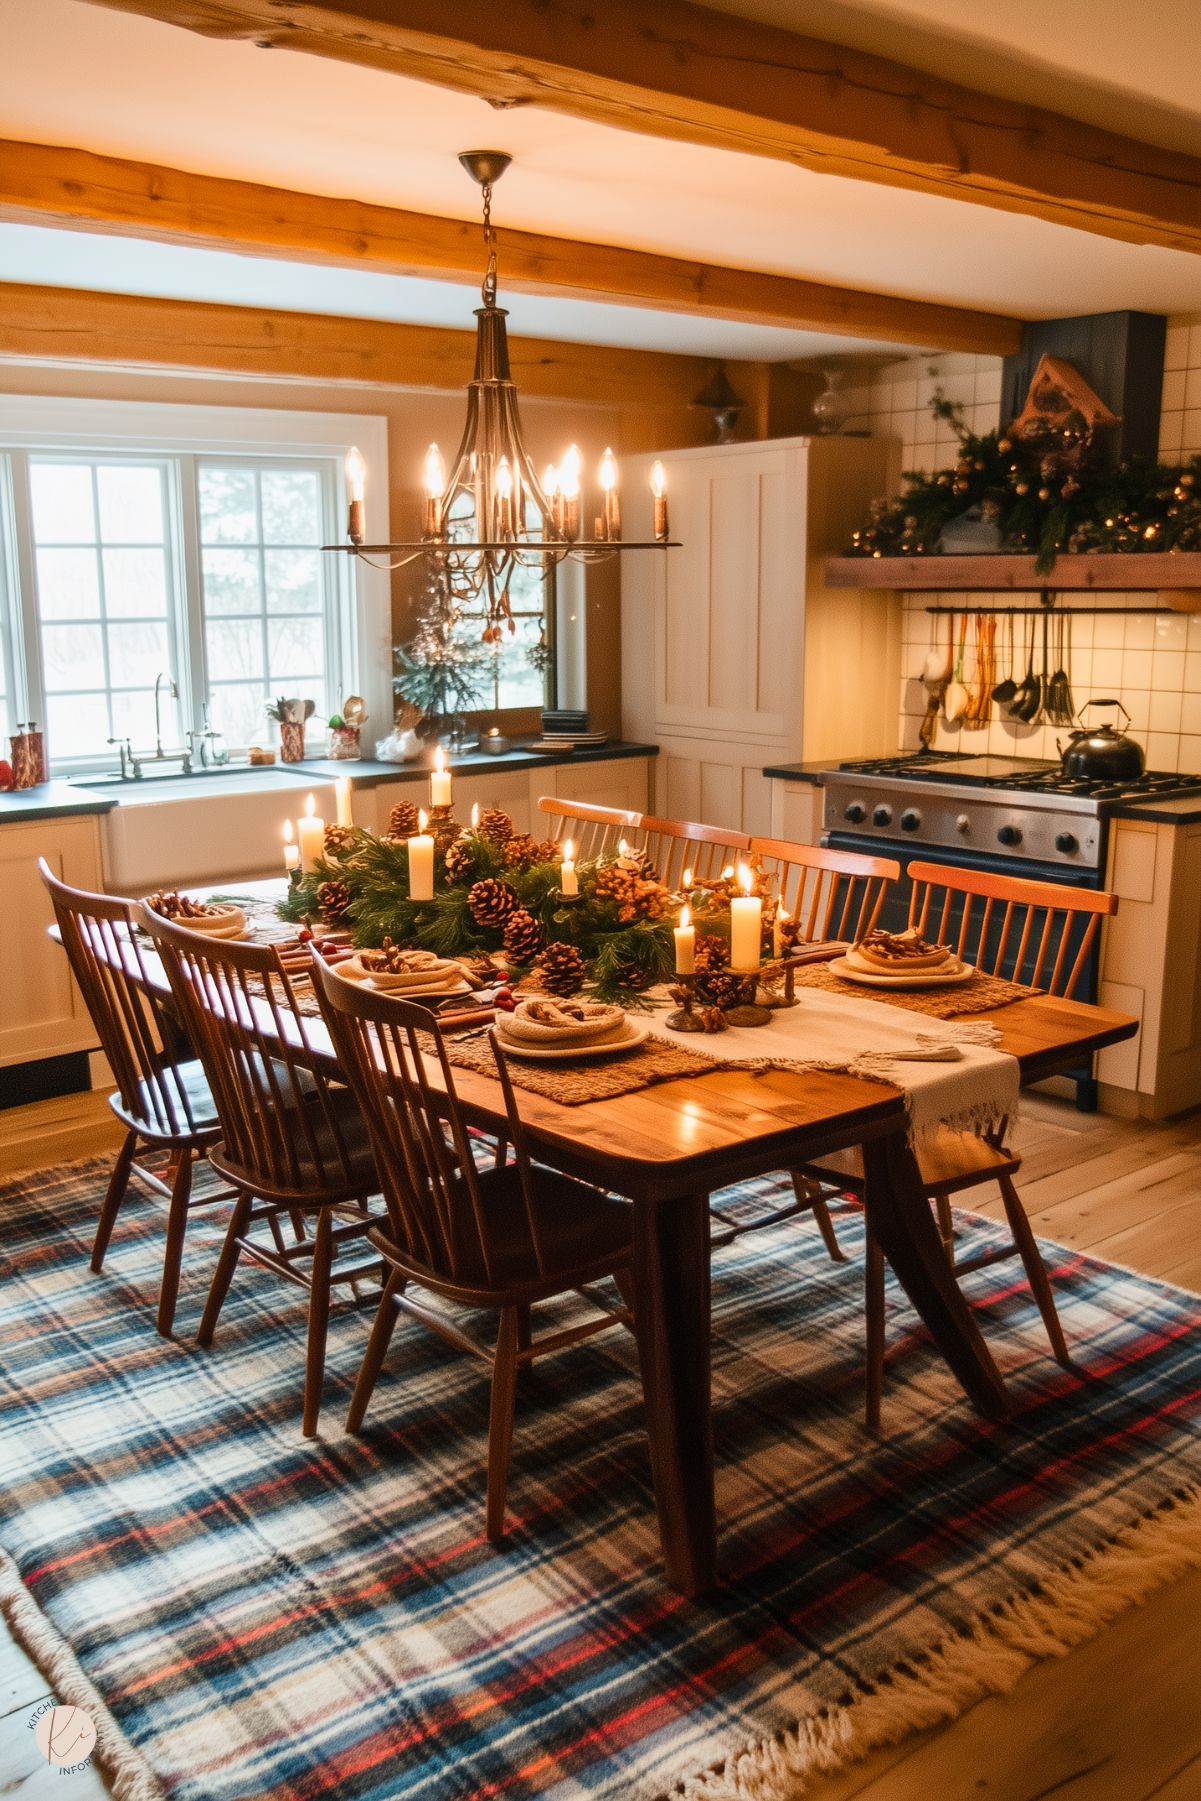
[760,760,832,785]
[0,742,658,823]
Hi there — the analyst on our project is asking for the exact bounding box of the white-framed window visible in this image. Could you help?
[0,397,390,773]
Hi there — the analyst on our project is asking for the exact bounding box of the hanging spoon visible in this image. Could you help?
[992,610,1018,705]
[943,610,969,723]
[1009,614,1038,720]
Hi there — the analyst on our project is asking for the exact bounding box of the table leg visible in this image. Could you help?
[861,1133,1010,1422]
[631,1188,717,1595]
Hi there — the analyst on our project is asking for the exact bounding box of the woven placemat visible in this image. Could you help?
[437,1029,714,1104]
[790,962,1039,1018]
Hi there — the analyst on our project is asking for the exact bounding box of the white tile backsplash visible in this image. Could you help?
[860,321,1201,774]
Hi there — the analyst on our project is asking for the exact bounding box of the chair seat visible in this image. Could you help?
[209,1086,378,1202]
[111,1058,220,1143]
[375,1162,632,1297]
[802,1127,1021,1197]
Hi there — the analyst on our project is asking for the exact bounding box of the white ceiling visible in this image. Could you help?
[2,0,1200,356]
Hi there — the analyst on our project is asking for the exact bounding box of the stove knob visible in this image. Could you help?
[872,804,893,827]
[997,824,1023,847]
[844,801,866,824]
[1055,831,1079,855]
[956,813,971,835]
[900,808,921,832]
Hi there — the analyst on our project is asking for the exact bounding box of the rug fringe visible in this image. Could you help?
[676,1483,1201,1800]
[0,1548,166,1801]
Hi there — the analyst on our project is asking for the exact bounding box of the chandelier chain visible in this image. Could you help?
[480,182,497,306]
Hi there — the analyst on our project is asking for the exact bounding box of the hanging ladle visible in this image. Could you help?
[1009,614,1039,720]
[991,611,1018,706]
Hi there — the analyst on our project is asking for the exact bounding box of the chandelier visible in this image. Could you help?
[328,151,676,634]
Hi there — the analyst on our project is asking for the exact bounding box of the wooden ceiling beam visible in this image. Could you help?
[0,280,727,407]
[76,0,1201,255]
[0,139,1020,356]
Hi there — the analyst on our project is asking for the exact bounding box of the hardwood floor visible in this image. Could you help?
[1,1090,1198,1800]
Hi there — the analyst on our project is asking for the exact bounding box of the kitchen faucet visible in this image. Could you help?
[154,671,178,759]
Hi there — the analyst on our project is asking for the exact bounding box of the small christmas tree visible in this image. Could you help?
[394,565,492,738]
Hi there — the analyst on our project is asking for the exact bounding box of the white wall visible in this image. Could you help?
[842,318,1201,774]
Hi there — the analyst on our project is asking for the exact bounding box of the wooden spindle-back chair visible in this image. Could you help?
[798,861,1118,1428]
[309,953,635,1541]
[39,859,226,1336]
[537,797,752,886]
[141,907,382,1435]
[749,835,899,950]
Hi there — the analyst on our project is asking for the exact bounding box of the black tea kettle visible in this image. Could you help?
[1058,699,1146,782]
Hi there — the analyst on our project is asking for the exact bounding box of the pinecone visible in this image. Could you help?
[322,823,356,857]
[593,861,668,923]
[444,836,478,885]
[467,877,519,929]
[535,838,562,865]
[536,940,587,998]
[619,843,658,881]
[612,955,658,993]
[316,878,352,923]
[698,1005,730,1034]
[693,935,730,978]
[699,967,749,1011]
[503,832,540,872]
[502,908,543,965]
[477,806,514,845]
[388,799,421,837]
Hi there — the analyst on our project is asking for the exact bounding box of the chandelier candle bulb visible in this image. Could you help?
[430,746,452,809]
[423,443,445,537]
[674,903,696,974]
[560,444,582,541]
[730,865,763,972]
[282,818,300,873]
[600,447,621,540]
[495,456,514,537]
[651,460,669,541]
[560,838,578,896]
[335,777,353,829]
[345,446,366,544]
[408,810,435,902]
[297,793,325,873]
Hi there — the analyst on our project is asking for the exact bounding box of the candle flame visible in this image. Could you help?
[599,446,618,492]
[423,442,445,498]
[619,838,629,855]
[283,819,294,843]
[560,442,582,499]
[738,863,752,896]
[344,446,365,501]
[722,864,734,881]
[543,463,559,499]
[679,902,690,929]
[433,745,445,774]
[417,808,428,832]
[495,456,513,499]
[650,459,667,500]
[562,837,573,861]
[471,802,480,829]
[682,866,692,889]
[304,793,315,818]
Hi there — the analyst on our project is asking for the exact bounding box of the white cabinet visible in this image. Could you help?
[1,813,103,1068]
[357,757,651,840]
[622,436,898,834]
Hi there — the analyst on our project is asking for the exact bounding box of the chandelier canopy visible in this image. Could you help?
[328,151,676,633]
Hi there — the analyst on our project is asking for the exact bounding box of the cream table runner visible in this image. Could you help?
[641,986,1020,1143]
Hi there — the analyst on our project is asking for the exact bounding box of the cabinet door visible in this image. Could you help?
[651,735,773,837]
[541,758,650,818]
[0,816,103,1068]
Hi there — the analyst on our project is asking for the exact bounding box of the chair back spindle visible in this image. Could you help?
[748,837,900,946]
[537,797,751,888]
[905,862,1117,997]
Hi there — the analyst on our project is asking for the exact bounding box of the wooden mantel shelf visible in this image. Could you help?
[825,553,1201,609]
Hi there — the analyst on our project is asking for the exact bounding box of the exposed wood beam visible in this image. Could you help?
[78,0,1201,256]
[0,140,1020,356]
[0,280,726,406]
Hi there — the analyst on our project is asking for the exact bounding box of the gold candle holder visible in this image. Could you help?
[724,972,773,1028]
[665,973,703,1032]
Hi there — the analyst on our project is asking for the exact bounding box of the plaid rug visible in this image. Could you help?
[2,1160,1201,1801]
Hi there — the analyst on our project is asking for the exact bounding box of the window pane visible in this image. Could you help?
[97,465,163,543]
[111,688,163,747]
[265,548,321,613]
[261,470,321,545]
[209,683,268,750]
[36,547,101,620]
[268,614,323,680]
[47,692,111,757]
[199,467,257,544]
[30,464,95,542]
[102,548,169,618]
[202,547,261,616]
[493,618,546,709]
[108,620,170,688]
[207,617,264,682]
[42,622,105,690]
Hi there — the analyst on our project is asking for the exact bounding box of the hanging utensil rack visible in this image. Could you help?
[923,589,1175,615]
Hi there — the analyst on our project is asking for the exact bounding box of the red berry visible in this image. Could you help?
[298,927,314,943]
[320,940,340,957]
[493,991,516,1012]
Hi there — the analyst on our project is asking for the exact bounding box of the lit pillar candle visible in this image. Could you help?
[297,793,325,873]
[599,446,620,540]
[560,837,578,896]
[282,818,300,873]
[335,776,353,828]
[773,905,790,960]
[674,903,695,974]
[729,864,763,972]
[423,443,445,537]
[650,460,669,541]
[408,809,434,901]
[345,446,365,544]
[430,745,452,809]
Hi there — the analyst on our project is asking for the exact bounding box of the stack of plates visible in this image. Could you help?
[829,929,975,989]
[528,732,609,752]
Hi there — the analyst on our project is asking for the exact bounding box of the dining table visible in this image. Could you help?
[76,883,1138,1596]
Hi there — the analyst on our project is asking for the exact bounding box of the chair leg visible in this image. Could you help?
[998,1174,1071,1366]
[197,1190,252,1347]
[516,1305,532,1352]
[302,1210,334,1438]
[156,1148,194,1338]
[801,1178,849,1264]
[935,1193,956,1262]
[486,1307,520,1542]
[346,1271,405,1434]
[864,1227,886,1434]
[91,1127,138,1272]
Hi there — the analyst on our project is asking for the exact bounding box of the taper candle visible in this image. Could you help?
[560,837,578,896]
[297,793,325,873]
[430,746,452,809]
[408,809,434,902]
[282,818,300,873]
[674,903,695,974]
[335,776,353,828]
[344,447,365,544]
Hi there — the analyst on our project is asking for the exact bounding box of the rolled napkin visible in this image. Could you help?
[355,941,465,992]
[143,891,247,937]
[496,997,628,1049]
